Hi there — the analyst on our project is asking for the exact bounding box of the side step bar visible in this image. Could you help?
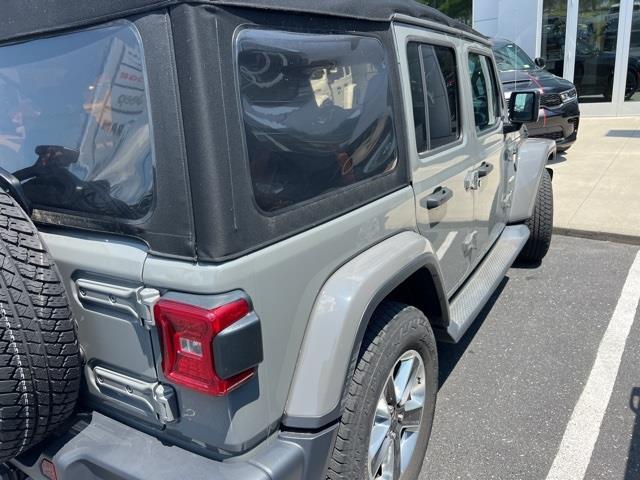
[443,224,530,343]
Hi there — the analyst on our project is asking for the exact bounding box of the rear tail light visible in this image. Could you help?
[154,298,256,396]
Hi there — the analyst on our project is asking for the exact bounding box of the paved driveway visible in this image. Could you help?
[420,235,640,479]
[551,117,640,239]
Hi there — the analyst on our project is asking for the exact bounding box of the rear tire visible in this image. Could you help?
[326,302,438,480]
[0,192,80,462]
[518,169,553,264]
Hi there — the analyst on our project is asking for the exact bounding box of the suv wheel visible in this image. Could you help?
[518,169,553,264]
[326,302,438,480]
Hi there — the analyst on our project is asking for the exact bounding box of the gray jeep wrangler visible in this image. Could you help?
[0,1,554,479]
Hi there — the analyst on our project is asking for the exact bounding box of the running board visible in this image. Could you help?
[444,224,530,343]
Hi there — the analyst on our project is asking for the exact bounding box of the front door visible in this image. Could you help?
[395,25,477,296]
[465,49,507,263]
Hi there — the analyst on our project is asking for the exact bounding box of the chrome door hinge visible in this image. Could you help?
[137,287,160,329]
[91,366,178,424]
[74,279,160,330]
[464,170,480,191]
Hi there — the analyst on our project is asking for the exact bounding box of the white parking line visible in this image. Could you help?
[546,250,640,480]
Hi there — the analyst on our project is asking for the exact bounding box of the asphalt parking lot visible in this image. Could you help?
[420,234,640,480]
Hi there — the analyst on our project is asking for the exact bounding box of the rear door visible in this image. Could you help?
[465,48,508,263]
[395,24,477,296]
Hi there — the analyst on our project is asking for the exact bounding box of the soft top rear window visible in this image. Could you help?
[0,22,154,220]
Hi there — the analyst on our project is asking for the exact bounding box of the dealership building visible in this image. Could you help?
[428,0,640,116]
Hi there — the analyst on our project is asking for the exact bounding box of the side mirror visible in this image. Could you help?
[534,57,546,69]
[508,91,540,124]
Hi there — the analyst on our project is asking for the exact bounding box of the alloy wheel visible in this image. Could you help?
[368,350,426,480]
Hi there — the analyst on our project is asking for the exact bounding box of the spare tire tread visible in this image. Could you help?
[0,191,80,462]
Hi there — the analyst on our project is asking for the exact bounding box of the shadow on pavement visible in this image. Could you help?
[606,129,638,138]
[437,277,508,387]
[548,152,567,166]
[627,387,640,480]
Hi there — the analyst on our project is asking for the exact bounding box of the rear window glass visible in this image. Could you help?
[0,23,154,220]
[237,29,398,213]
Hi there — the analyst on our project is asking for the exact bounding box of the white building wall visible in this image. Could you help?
[473,0,542,58]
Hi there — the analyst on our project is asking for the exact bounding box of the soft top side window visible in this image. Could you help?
[236,29,398,213]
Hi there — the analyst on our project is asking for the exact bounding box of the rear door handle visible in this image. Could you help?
[422,186,454,209]
[477,161,494,178]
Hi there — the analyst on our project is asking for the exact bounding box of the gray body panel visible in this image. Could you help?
[394,24,475,297]
[142,187,416,451]
[284,231,438,422]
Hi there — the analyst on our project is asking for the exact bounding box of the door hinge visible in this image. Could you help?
[464,170,480,191]
[75,279,160,330]
[137,287,160,329]
[91,366,178,424]
[502,191,513,209]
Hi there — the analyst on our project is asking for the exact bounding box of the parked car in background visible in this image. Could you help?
[492,38,580,152]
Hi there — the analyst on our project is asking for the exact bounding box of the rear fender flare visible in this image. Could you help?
[282,231,447,429]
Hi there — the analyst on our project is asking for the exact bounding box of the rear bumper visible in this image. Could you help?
[11,412,337,480]
[526,100,580,150]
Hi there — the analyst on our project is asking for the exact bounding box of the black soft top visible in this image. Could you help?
[2,0,481,44]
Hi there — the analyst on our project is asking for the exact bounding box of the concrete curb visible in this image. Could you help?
[553,227,640,246]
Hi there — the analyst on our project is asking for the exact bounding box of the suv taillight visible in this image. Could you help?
[154,299,255,396]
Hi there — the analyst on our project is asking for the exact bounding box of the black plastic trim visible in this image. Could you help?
[213,312,263,380]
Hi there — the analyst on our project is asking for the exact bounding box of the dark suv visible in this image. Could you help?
[492,38,580,152]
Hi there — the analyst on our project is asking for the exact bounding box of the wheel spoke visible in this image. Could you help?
[384,374,397,407]
[400,429,419,474]
[369,423,390,463]
[393,433,402,479]
[401,405,423,431]
[370,435,393,477]
[393,356,417,406]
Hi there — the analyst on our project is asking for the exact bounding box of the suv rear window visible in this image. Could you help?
[0,23,154,220]
[236,29,398,213]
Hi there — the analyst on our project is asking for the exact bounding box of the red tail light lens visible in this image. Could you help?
[154,299,254,395]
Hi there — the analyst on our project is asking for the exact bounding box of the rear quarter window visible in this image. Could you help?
[236,29,398,213]
[0,23,154,220]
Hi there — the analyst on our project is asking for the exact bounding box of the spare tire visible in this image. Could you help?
[0,191,80,462]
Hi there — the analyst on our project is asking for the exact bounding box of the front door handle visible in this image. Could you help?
[422,186,454,209]
[477,161,494,178]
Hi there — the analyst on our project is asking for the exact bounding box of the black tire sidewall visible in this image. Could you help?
[327,303,438,480]
[520,169,553,264]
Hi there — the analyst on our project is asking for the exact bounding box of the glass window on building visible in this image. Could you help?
[623,2,640,103]
[541,0,568,77]
[573,0,621,102]
[419,0,473,26]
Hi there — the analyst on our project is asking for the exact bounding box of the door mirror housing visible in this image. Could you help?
[534,57,546,69]
[507,91,540,125]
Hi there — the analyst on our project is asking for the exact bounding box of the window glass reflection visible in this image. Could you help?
[623,2,640,102]
[542,0,568,77]
[237,30,398,213]
[0,23,154,219]
[574,0,619,102]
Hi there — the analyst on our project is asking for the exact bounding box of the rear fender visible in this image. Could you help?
[282,231,447,429]
[508,138,555,223]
